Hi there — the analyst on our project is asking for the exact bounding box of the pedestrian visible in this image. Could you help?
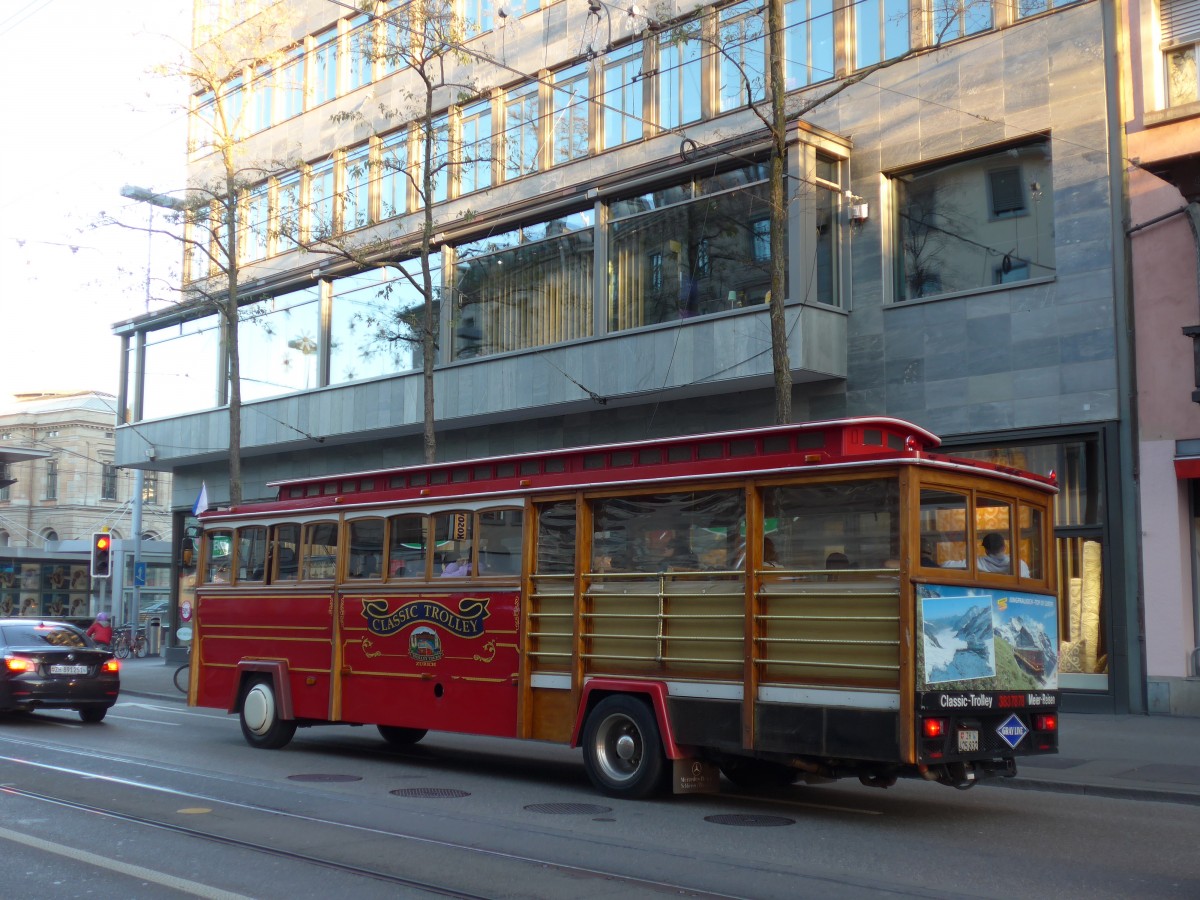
[86,611,113,647]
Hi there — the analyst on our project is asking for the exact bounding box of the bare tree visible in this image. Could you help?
[106,6,301,505]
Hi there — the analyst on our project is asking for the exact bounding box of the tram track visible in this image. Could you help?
[0,730,980,899]
[0,757,739,900]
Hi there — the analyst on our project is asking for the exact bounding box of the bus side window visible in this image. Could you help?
[347,518,384,579]
[477,508,523,575]
[273,523,300,582]
[919,489,969,570]
[238,525,268,582]
[388,514,427,579]
[204,529,232,583]
[434,511,474,577]
[536,501,576,574]
[301,521,339,580]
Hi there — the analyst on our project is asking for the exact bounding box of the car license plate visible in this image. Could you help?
[50,664,89,675]
[957,729,980,753]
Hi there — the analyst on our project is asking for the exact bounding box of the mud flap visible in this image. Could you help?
[673,758,720,794]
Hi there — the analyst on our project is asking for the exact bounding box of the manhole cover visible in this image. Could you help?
[524,803,612,815]
[390,787,471,798]
[705,814,794,827]
[288,774,363,783]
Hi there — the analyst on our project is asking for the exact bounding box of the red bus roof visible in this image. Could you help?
[200,417,1056,522]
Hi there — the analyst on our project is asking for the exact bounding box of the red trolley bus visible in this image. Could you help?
[189,417,1060,798]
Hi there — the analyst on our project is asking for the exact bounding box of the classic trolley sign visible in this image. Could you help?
[190,417,1059,798]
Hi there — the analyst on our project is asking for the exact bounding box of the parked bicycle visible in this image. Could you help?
[173,662,190,694]
[111,625,147,660]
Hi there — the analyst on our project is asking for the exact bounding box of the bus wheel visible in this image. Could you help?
[378,725,428,746]
[582,695,667,799]
[719,757,797,790]
[239,679,297,749]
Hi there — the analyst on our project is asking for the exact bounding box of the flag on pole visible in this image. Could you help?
[192,482,209,517]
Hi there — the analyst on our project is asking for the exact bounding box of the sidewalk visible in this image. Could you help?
[115,656,1200,805]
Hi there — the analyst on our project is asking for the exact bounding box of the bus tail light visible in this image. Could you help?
[1034,713,1057,732]
[923,718,947,738]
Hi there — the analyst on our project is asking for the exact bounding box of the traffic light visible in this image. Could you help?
[90,532,112,578]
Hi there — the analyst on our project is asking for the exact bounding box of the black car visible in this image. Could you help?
[0,619,120,722]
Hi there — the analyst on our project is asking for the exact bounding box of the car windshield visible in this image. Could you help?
[0,623,88,648]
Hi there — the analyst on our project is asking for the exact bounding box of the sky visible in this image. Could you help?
[0,0,193,399]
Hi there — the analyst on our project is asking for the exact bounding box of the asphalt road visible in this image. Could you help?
[1,697,1198,899]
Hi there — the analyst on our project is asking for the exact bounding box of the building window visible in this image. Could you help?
[603,40,644,150]
[378,129,408,219]
[239,287,322,400]
[141,314,221,421]
[144,473,159,506]
[330,262,435,383]
[460,100,493,195]
[190,88,216,156]
[44,460,58,501]
[1016,0,1082,18]
[241,183,269,263]
[551,63,590,165]
[719,1,766,111]
[462,0,493,37]
[308,158,337,240]
[932,0,993,40]
[346,14,374,91]
[312,27,339,106]
[785,0,836,88]
[751,218,771,262]
[279,45,306,119]
[855,0,910,70]
[416,114,451,206]
[504,82,540,180]
[0,463,10,501]
[275,170,302,253]
[658,31,703,130]
[251,63,274,132]
[381,1,410,76]
[1163,0,1200,107]
[342,144,371,231]
[608,162,774,330]
[102,464,118,501]
[892,139,1054,301]
[453,214,593,360]
[186,202,215,283]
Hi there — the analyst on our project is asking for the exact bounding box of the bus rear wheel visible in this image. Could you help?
[581,695,667,799]
[239,679,297,749]
[378,725,428,746]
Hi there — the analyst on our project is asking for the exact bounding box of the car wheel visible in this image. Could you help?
[239,678,297,749]
[581,695,668,799]
[377,725,428,746]
[78,707,107,724]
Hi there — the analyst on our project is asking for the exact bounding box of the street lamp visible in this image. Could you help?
[119,184,185,632]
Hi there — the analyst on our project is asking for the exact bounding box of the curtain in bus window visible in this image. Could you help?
[347,518,384,579]
[301,522,339,580]
[273,523,300,582]
[387,514,428,579]
[592,491,745,573]
[766,479,899,572]
[535,501,576,573]
[477,508,523,575]
[1019,505,1044,579]
[237,526,268,582]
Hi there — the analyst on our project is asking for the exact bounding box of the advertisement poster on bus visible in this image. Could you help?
[916,584,1058,692]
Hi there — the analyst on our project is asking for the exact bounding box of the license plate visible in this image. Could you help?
[957,729,980,753]
[50,665,89,675]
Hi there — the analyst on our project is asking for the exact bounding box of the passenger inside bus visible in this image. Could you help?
[442,555,472,577]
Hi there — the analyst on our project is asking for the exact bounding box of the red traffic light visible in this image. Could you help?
[91,532,112,578]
